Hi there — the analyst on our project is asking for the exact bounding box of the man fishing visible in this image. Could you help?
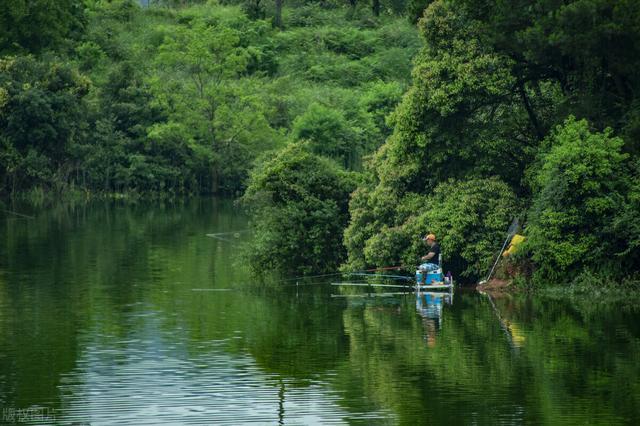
[419,233,440,273]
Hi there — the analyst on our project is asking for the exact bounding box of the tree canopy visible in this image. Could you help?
[1,0,638,285]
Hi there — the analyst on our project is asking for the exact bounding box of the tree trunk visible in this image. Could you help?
[518,82,544,141]
[274,0,283,28]
[372,0,380,16]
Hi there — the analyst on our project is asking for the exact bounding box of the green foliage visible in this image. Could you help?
[413,178,518,279]
[523,117,632,283]
[150,18,282,194]
[7,0,638,283]
[359,81,403,139]
[0,0,86,54]
[291,103,360,167]
[242,144,358,275]
[345,177,518,279]
[344,0,640,285]
[0,56,90,192]
[613,160,640,268]
[1,2,418,198]
[406,0,432,23]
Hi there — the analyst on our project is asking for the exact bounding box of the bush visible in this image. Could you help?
[291,103,354,165]
[359,81,403,138]
[523,117,630,284]
[344,177,518,281]
[410,178,518,280]
[242,143,358,276]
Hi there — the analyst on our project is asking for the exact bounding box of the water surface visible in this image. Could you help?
[0,199,639,424]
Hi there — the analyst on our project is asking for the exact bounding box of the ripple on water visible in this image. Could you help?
[46,333,392,425]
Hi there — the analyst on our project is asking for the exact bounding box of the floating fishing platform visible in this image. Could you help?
[332,259,455,292]
[415,283,454,291]
[331,281,454,292]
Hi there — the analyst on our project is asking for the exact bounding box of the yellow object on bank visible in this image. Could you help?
[503,234,525,257]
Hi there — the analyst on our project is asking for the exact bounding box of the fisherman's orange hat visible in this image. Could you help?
[423,233,436,241]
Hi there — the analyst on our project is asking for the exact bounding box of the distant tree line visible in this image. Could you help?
[0,0,420,198]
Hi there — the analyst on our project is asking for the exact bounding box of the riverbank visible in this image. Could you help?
[477,274,640,308]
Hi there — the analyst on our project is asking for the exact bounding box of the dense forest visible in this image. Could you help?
[1,0,419,196]
[1,0,639,286]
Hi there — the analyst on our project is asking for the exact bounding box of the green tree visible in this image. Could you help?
[345,177,518,279]
[343,0,640,285]
[152,19,279,194]
[0,56,90,192]
[242,143,358,276]
[406,0,432,23]
[291,103,357,167]
[359,81,403,139]
[523,117,631,284]
[0,0,86,53]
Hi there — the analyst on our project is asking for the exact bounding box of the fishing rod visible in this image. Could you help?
[276,263,413,285]
[348,272,412,281]
[331,282,414,289]
[361,265,408,272]
[205,230,250,242]
[272,271,347,284]
[479,218,519,285]
[281,266,409,283]
[205,230,250,237]
[2,209,34,219]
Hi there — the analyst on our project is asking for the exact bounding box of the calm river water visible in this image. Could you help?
[0,198,639,425]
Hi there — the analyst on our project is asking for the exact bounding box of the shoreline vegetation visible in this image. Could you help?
[2,0,640,290]
[478,272,640,306]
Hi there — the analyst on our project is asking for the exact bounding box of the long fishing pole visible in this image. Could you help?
[349,272,412,281]
[361,265,407,272]
[331,282,413,289]
[479,218,519,285]
[276,263,412,285]
[2,209,34,219]
[279,271,347,282]
[282,266,409,283]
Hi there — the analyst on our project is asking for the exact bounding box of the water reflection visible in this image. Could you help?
[480,291,526,350]
[0,199,639,424]
[416,290,453,347]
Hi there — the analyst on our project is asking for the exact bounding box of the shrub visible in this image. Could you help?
[406,178,518,280]
[291,103,356,167]
[524,117,629,284]
[344,177,518,281]
[242,143,358,276]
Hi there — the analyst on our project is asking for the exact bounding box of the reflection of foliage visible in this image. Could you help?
[331,293,640,423]
[2,202,640,423]
[0,198,247,410]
